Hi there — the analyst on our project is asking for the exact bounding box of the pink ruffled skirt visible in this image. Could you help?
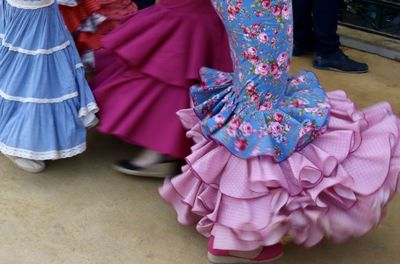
[160,90,400,250]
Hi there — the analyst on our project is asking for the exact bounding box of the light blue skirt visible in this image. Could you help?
[0,0,98,160]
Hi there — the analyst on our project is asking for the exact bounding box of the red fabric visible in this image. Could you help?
[59,0,101,32]
[76,32,102,51]
[97,0,138,34]
[60,0,137,53]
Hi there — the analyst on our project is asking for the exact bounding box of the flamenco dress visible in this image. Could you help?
[0,0,98,161]
[96,0,138,35]
[160,0,400,252]
[58,0,103,54]
[59,0,137,66]
[90,0,233,160]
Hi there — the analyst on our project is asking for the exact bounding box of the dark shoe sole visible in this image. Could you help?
[112,161,182,178]
[207,252,283,264]
[313,64,369,74]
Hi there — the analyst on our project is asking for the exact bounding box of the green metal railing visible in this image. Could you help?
[340,0,400,39]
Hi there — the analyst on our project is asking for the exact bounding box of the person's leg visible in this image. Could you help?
[312,0,369,73]
[292,0,315,56]
[312,0,341,56]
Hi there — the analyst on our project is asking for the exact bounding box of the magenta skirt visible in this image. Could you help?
[90,0,233,158]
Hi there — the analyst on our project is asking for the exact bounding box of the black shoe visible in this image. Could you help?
[113,160,184,178]
[313,50,369,73]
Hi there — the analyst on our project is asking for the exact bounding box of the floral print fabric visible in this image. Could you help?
[191,0,330,162]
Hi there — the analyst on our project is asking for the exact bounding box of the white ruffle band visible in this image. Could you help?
[0,90,79,103]
[0,90,99,128]
[0,37,71,55]
[0,142,86,160]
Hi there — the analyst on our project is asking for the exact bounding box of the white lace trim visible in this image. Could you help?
[0,35,70,55]
[6,0,55,9]
[0,142,86,160]
[0,90,78,103]
[79,103,99,118]
[79,103,99,128]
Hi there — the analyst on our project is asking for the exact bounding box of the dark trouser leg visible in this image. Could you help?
[137,0,155,9]
[312,0,341,56]
[293,0,314,49]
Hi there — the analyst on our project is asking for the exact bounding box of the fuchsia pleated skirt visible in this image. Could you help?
[90,0,233,158]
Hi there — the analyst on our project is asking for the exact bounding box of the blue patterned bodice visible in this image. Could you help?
[212,0,293,106]
[191,0,330,161]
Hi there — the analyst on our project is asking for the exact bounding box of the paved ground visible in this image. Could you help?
[338,25,400,60]
[0,49,399,264]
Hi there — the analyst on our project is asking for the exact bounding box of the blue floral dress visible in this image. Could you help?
[192,0,329,162]
[0,0,98,160]
[160,0,400,251]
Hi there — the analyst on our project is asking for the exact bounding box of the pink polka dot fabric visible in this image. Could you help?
[160,90,400,251]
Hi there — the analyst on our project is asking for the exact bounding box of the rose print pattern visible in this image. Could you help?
[191,0,329,162]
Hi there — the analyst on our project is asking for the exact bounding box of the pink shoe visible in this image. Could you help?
[207,237,284,263]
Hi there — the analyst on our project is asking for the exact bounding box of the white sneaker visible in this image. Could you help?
[5,155,46,173]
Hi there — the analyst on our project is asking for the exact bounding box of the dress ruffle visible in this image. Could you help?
[1,1,71,50]
[91,49,193,158]
[0,96,91,160]
[59,0,103,55]
[160,90,400,250]
[59,0,137,57]
[59,0,101,32]
[96,0,137,35]
[0,0,98,159]
[192,67,330,162]
[99,0,232,87]
[90,0,233,159]
[0,70,98,160]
